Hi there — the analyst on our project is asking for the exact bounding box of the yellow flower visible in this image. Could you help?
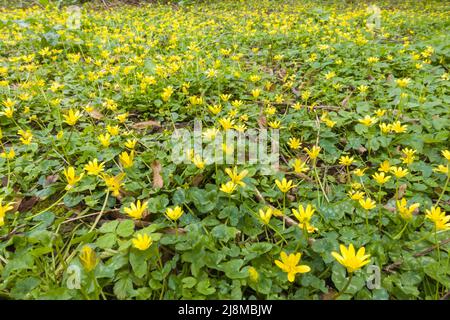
[425,207,450,231]
[348,190,365,200]
[268,120,281,129]
[220,181,237,194]
[1,105,14,118]
[248,266,259,282]
[0,148,15,160]
[390,166,408,178]
[353,168,367,177]
[358,115,377,126]
[396,78,411,88]
[287,138,301,150]
[119,151,134,168]
[251,88,261,98]
[124,200,148,219]
[106,125,120,136]
[0,199,14,227]
[359,197,376,210]
[396,198,420,221]
[390,121,407,133]
[166,206,184,221]
[84,159,105,176]
[379,123,391,134]
[275,178,296,193]
[218,117,234,130]
[292,158,309,174]
[374,109,386,117]
[98,133,111,147]
[292,204,315,224]
[116,112,129,123]
[275,252,311,282]
[132,233,153,250]
[259,207,272,225]
[442,150,450,161]
[378,160,391,173]
[124,138,137,149]
[298,222,318,233]
[161,86,174,102]
[433,164,449,175]
[64,166,83,190]
[63,109,82,126]
[79,245,98,272]
[102,173,125,197]
[372,172,391,185]
[331,244,371,273]
[208,104,222,115]
[402,148,416,165]
[304,145,321,160]
[339,155,354,166]
[18,129,33,145]
[220,94,231,102]
[192,154,205,169]
[225,167,248,187]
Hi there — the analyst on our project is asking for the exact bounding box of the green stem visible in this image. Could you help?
[334,272,353,299]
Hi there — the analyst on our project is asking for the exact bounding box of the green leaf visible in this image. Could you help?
[116,220,135,237]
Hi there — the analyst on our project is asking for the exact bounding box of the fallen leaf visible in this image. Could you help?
[132,120,161,130]
[152,160,163,189]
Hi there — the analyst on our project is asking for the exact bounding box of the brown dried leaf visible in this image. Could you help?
[398,184,407,199]
[132,120,161,130]
[87,109,104,120]
[192,174,203,187]
[18,196,40,213]
[151,160,163,189]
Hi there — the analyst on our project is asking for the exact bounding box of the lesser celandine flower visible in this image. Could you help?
[84,159,105,176]
[359,197,376,210]
[378,160,391,173]
[379,123,391,134]
[0,199,14,227]
[64,166,83,190]
[248,267,259,282]
[339,155,354,166]
[124,200,148,219]
[390,121,407,133]
[220,181,237,194]
[63,109,82,126]
[396,198,420,221]
[107,125,120,136]
[372,172,391,184]
[166,206,184,221]
[425,207,450,231]
[275,252,311,282]
[119,151,134,168]
[259,207,272,225]
[353,168,367,177]
[192,155,205,169]
[292,159,309,174]
[102,173,125,197]
[79,245,98,272]
[124,139,137,149]
[332,244,371,273]
[218,117,234,130]
[390,166,408,178]
[348,190,365,200]
[433,164,449,175]
[358,115,377,126]
[442,150,450,161]
[292,204,315,224]
[275,178,296,193]
[287,137,301,150]
[268,120,281,129]
[225,167,248,187]
[132,233,153,251]
[304,145,321,160]
[98,133,111,147]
